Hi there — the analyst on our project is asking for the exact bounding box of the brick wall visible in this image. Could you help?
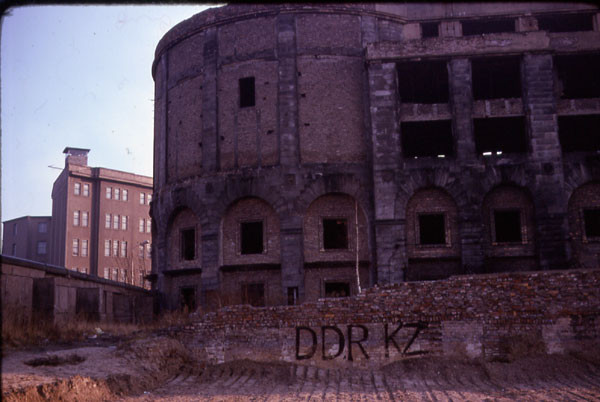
[568,182,600,268]
[167,208,201,270]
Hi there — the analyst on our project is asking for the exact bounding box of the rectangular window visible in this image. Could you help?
[538,13,594,33]
[241,283,264,307]
[113,215,119,229]
[397,60,449,103]
[146,243,152,259]
[181,228,196,260]
[121,241,127,257]
[106,187,112,199]
[461,17,515,35]
[73,210,80,226]
[121,215,128,230]
[120,269,126,283]
[112,268,118,281]
[104,267,110,279]
[241,221,264,254]
[112,240,119,257]
[322,219,348,250]
[38,222,47,233]
[558,115,600,152]
[474,117,527,155]
[72,239,79,256]
[147,194,152,204]
[493,210,522,243]
[421,22,439,38]
[37,241,47,255]
[418,214,446,245]
[140,193,145,205]
[584,209,600,239]
[401,120,454,158]
[114,188,120,201]
[146,218,151,233]
[139,218,145,233]
[555,54,600,99]
[105,240,111,256]
[81,240,88,257]
[82,212,89,227]
[83,183,89,197]
[471,56,521,100]
[325,282,350,298]
[239,77,256,108]
[287,287,298,306]
[105,214,111,229]
[122,189,128,201]
[74,182,81,195]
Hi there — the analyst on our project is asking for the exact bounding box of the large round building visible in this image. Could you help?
[151,3,600,311]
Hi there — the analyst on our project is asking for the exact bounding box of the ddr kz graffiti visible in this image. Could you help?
[295,321,428,361]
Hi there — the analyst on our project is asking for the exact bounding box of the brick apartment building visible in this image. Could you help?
[150,3,600,311]
[2,216,52,263]
[48,147,153,287]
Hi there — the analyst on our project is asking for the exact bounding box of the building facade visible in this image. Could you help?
[2,216,52,263]
[151,3,600,310]
[49,147,153,287]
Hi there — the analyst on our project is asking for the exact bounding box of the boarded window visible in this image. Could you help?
[325,282,350,298]
[180,287,196,312]
[558,114,600,152]
[461,18,515,35]
[538,13,594,33]
[418,214,446,245]
[401,120,454,158]
[472,57,521,100]
[555,54,600,99]
[241,221,263,254]
[494,210,522,243]
[584,209,600,238]
[239,77,255,108]
[180,228,195,260]
[323,219,348,250]
[242,283,265,306]
[474,117,527,154]
[421,22,439,38]
[397,60,449,103]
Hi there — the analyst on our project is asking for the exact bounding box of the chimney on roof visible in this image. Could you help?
[63,147,90,167]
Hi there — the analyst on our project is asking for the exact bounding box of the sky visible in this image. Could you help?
[1,4,217,223]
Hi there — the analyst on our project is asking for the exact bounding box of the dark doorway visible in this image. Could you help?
[180,228,195,260]
[242,283,265,307]
[180,287,196,312]
[325,282,350,298]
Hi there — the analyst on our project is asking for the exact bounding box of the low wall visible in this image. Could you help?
[1,255,153,325]
[184,269,600,367]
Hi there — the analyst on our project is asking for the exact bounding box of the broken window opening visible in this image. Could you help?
[461,18,515,36]
[287,287,298,306]
[241,221,264,254]
[538,13,594,33]
[584,209,600,239]
[555,54,600,99]
[239,76,255,108]
[558,114,600,152]
[493,210,522,243]
[472,56,521,100]
[397,60,449,103]
[401,120,454,158]
[323,219,348,250]
[418,214,446,245]
[325,282,350,298]
[474,116,528,154]
[421,22,439,38]
[242,283,265,307]
[180,228,196,261]
[180,287,196,312]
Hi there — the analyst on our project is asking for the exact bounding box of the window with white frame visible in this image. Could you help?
[104,240,111,256]
[81,240,88,257]
[106,187,112,199]
[112,240,119,256]
[37,241,47,255]
[139,218,144,233]
[113,215,119,229]
[104,267,110,279]
[139,244,145,257]
[146,243,152,259]
[82,212,89,227]
[121,215,127,230]
[140,192,145,205]
[121,241,127,257]
[83,183,90,197]
[74,182,81,195]
[112,268,118,280]
[72,239,79,256]
[123,189,128,201]
[105,214,111,229]
[73,210,80,226]
[146,218,151,233]
[114,188,120,201]
[147,194,152,204]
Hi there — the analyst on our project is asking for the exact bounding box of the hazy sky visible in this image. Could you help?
[1,4,216,223]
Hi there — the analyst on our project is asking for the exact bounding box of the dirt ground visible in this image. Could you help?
[3,335,600,401]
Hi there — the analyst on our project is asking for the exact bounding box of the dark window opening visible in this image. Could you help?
[180,228,196,261]
[472,57,521,100]
[555,54,600,99]
[287,287,298,306]
[242,283,264,307]
[401,120,454,158]
[538,13,594,33]
[397,60,449,103]
[474,116,528,154]
[421,22,439,38]
[494,210,522,243]
[584,209,600,238]
[418,214,446,245]
[325,282,350,298]
[461,18,515,36]
[241,221,263,254]
[558,115,600,152]
[239,76,255,108]
[180,287,196,312]
[323,219,348,250]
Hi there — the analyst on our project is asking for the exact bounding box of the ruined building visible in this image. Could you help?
[151,3,600,310]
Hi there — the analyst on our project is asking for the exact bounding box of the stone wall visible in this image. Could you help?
[181,268,600,368]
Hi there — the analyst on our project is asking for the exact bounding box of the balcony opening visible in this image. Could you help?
[584,209,600,238]
[180,228,195,261]
[242,283,265,307]
[241,221,263,254]
[421,22,439,38]
[323,219,348,250]
[461,18,515,36]
[325,282,350,298]
[555,54,600,99]
[559,115,600,152]
[538,13,594,33]
[239,76,255,108]
[474,116,527,154]
[401,120,454,158]
[397,60,449,103]
[472,56,521,100]
[418,214,446,245]
[494,210,522,243]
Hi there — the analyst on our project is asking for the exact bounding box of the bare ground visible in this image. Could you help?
[3,336,600,401]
